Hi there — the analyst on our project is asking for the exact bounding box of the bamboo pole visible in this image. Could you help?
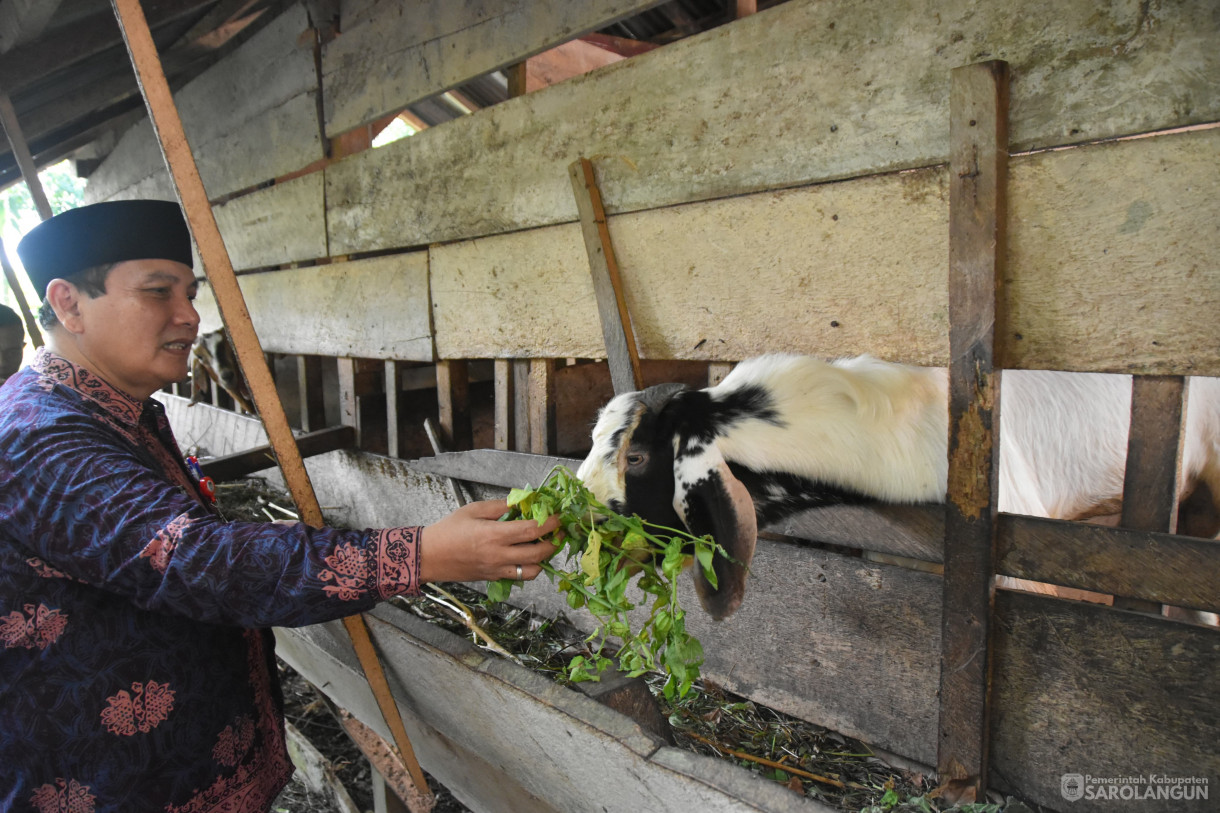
[109,0,432,804]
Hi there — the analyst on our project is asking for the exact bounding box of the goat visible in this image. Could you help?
[576,354,1220,620]
[189,327,253,413]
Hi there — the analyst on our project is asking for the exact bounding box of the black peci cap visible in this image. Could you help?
[16,199,193,298]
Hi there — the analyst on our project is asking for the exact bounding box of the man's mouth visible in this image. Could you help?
[163,341,192,352]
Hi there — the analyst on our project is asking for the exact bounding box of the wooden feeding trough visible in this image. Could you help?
[8,0,1217,810]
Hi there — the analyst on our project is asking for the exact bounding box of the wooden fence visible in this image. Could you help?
[98,1,1217,810]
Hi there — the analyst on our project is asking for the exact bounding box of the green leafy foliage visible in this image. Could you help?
[487,466,730,699]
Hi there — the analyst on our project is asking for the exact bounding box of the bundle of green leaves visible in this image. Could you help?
[487,466,729,699]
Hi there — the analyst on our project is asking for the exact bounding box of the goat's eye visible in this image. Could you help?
[626,452,647,467]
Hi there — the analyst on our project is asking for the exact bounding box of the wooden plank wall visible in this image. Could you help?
[88,0,1220,809]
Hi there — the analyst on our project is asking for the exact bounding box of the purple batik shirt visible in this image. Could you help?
[0,349,422,813]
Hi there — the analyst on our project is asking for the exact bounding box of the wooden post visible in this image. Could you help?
[494,359,516,451]
[937,60,1009,804]
[569,157,643,395]
[297,355,326,432]
[337,357,361,447]
[436,359,471,451]
[529,358,557,455]
[708,362,734,388]
[385,360,401,458]
[512,359,531,452]
[110,0,432,801]
[1113,375,1187,613]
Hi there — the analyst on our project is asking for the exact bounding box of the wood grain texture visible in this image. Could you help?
[88,5,322,202]
[213,172,327,271]
[1121,376,1186,533]
[325,0,1219,254]
[990,592,1220,812]
[938,60,1008,798]
[427,127,1220,374]
[321,0,667,136]
[193,253,433,360]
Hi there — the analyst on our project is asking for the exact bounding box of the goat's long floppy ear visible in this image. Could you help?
[672,440,757,620]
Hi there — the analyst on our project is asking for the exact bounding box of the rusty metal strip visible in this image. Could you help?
[109,0,432,803]
[569,157,643,395]
[937,59,1009,804]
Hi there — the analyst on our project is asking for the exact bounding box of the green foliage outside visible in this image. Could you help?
[0,161,86,337]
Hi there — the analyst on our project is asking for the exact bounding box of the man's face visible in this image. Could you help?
[0,322,24,378]
[70,259,200,399]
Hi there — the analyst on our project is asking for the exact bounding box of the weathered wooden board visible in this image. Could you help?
[326,0,1220,254]
[990,591,1220,812]
[213,172,327,271]
[997,515,1220,613]
[193,253,433,360]
[321,0,667,136]
[430,127,1220,374]
[86,5,322,203]
[275,604,835,813]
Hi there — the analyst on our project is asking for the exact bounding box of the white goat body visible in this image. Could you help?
[578,354,1220,618]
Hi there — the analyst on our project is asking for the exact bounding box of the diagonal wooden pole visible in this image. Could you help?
[109,1,432,805]
[0,87,48,348]
[569,157,642,395]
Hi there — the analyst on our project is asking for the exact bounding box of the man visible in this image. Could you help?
[0,200,558,812]
[0,303,24,383]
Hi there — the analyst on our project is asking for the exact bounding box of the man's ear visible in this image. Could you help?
[45,279,84,334]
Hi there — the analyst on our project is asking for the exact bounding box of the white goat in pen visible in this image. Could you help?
[577,354,1220,621]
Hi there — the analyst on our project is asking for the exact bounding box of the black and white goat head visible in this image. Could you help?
[576,354,947,620]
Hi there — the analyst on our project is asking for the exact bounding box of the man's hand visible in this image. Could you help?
[418,499,561,584]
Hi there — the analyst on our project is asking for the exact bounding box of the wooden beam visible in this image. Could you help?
[1113,375,1188,613]
[202,425,356,482]
[297,354,326,432]
[1121,376,1186,533]
[996,515,1219,613]
[569,157,642,394]
[0,86,51,220]
[493,359,516,451]
[937,60,1009,804]
[512,359,531,451]
[528,359,557,455]
[384,361,401,458]
[435,359,471,451]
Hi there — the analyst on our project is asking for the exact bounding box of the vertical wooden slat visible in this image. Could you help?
[494,359,515,451]
[938,59,1009,804]
[1114,375,1187,613]
[569,157,643,395]
[297,355,326,432]
[512,359,531,451]
[385,360,401,458]
[735,0,757,17]
[1121,375,1186,532]
[337,357,360,446]
[436,359,471,451]
[529,358,557,455]
[708,362,734,388]
[110,3,432,801]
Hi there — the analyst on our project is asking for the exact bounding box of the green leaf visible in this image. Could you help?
[486,578,512,603]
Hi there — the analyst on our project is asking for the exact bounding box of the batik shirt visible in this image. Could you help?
[0,349,423,812]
